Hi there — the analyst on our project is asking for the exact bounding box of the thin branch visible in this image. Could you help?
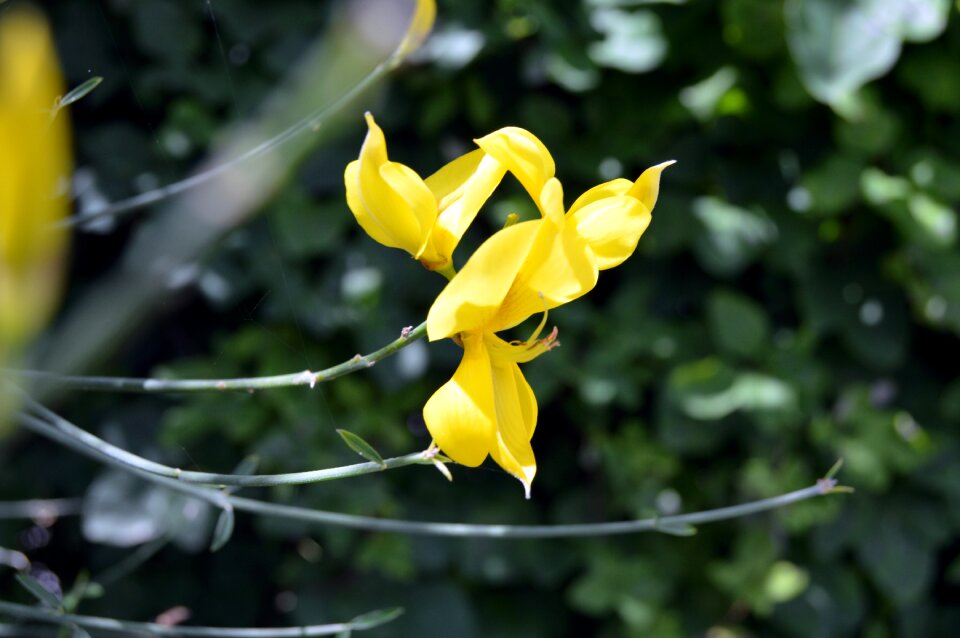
[0,498,82,520]
[60,61,388,230]
[18,403,432,488]
[19,404,845,540]
[0,600,402,637]
[11,321,426,394]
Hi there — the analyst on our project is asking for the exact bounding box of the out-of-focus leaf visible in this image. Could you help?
[785,0,949,109]
[210,507,235,552]
[587,8,666,73]
[706,289,769,358]
[16,572,62,609]
[692,197,778,276]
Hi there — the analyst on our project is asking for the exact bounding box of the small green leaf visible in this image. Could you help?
[57,77,103,109]
[824,458,844,480]
[210,507,235,552]
[654,521,698,537]
[337,429,385,467]
[16,573,62,609]
[349,607,405,630]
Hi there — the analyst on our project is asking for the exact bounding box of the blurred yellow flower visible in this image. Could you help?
[344,112,505,273]
[423,126,672,495]
[0,7,71,362]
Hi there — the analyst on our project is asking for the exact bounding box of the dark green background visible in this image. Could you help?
[3,0,960,636]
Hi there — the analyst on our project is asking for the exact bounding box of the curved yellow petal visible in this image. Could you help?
[487,354,538,497]
[474,127,554,205]
[627,160,675,212]
[426,220,540,340]
[344,113,437,258]
[0,7,70,351]
[378,160,438,257]
[422,332,495,467]
[570,195,650,270]
[567,178,633,216]
[426,150,506,263]
[492,224,598,331]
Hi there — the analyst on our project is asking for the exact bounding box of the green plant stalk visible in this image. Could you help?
[19,406,845,539]
[18,402,432,488]
[0,498,82,520]
[12,321,426,394]
[0,600,401,637]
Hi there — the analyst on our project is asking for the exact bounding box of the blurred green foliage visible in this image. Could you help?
[3,0,960,636]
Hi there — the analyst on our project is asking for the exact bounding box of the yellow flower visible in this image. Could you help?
[344,113,506,273]
[0,7,71,360]
[423,126,672,494]
[427,127,673,339]
[423,322,558,498]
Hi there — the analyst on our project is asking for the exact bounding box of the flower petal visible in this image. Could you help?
[487,354,538,497]
[570,195,650,270]
[344,113,436,257]
[427,220,540,340]
[474,127,555,205]
[627,160,675,212]
[492,224,598,331]
[426,150,506,262]
[422,332,496,466]
[378,160,439,259]
[567,178,633,216]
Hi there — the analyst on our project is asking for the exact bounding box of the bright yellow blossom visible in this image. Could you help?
[344,113,506,272]
[0,7,71,361]
[423,126,672,495]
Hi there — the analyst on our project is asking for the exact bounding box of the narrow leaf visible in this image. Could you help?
[57,77,103,109]
[16,573,62,609]
[349,607,405,630]
[824,457,844,480]
[654,521,698,537]
[210,507,235,552]
[231,455,259,476]
[336,429,385,467]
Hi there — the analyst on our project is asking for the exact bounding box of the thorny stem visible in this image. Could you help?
[8,322,427,394]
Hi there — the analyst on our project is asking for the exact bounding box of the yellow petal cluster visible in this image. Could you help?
[0,8,71,361]
[344,113,505,272]
[344,114,671,495]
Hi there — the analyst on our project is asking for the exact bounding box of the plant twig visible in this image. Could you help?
[18,404,846,540]
[17,402,433,488]
[0,600,402,637]
[0,498,82,520]
[59,58,390,229]
[10,322,426,394]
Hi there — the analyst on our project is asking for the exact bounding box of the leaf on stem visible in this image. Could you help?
[56,76,103,110]
[15,572,62,609]
[209,506,235,552]
[337,429,386,467]
[654,520,698,537]
[349,606,405,630]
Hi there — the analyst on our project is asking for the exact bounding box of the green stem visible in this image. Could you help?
[10,321,426,394]
[19,403,844,539]
[18,400,432,489]
[57,62,389,229]
[0,498,82,520]
[0,600,401,637]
